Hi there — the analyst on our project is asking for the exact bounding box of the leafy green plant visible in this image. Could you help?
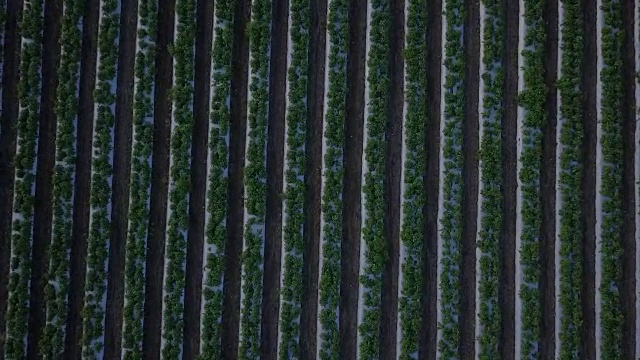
[162,0,196,356]
[239,0,271,357]
[599,0,624,358]
[6,0,43,358]
[200,0,234,356]
[399,0,426,358]
[318,0,347,357]
[477,0,504,358]
[439,0,465,355]
[42,0,83,356]
[122,0,157,358]
[278,0,309,357]
[359,0,390,357]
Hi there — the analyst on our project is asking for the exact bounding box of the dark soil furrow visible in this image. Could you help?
[260,0,288,355]
[221,0,251,356]
[500,0,518,357]
[420,0,441,357]
[539,0,558,357]
[340,0,366,357]
[299,0,327,356]
[182,0,214,357]
[27,0,63,356]
[580,0,597,357]
[379,0,403,357]
[103,0,139,357]
[142,0,174,356]
[0,1,24,358]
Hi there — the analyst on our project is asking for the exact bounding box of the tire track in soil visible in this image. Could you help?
[220,0,250,356]
[379,0,403,357]
[460,0,480,356]
[28,0,63,356]
[260,0,288,355]
[299,0,327,356]
[340,0,366,356]
[142,0,174,356]
[539,0,558,357]
[501,0,518,357]
[182,0,214,356]
[620,0,637,356]
[0,2,24,357]
[420,0,441,357]
[103,1,139,356]
[581,0,597,356]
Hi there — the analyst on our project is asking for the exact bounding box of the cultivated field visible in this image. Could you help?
[0,0,638,359]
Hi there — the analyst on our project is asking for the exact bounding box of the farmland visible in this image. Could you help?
[0,0,638,359]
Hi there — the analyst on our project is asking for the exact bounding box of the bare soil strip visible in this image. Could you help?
[28,0,63,356]
[340,0,366,357]
[299,0,328,356]
[620,0,637,356]
[142,0,175,356]
[220,0,251,356]
[500,0,518,357]
[420,0,442,357]
[539,0,558,358]
[460,0,480,356]
[103,1,139,357]
[182,0,215,356]
[0,2,24,357]
[581,0,597,356]
[379,0,404,357]
[260,0,288,356]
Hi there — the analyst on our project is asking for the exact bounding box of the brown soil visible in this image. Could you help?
[64,0,100,356]
[460,0,480,357]
[420,0,441,358]
[580,0,597,357]
[103,0,139,357]
[260,0,288,357]
[221,0,251,356]
[620,0,637,357]
[27,0,63,357]
[378,0,404,358]
[539,0,558,357]
[340,0,366,357]
[500,0,518,358]
[142,0,174,356]
[0,2,24,357]
[299,0,327,356]
[181,0,215,357]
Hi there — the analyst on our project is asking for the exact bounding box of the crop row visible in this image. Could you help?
[317,0,347,357]
[240,0,271,356]
[278,0,308,357]
[518,0,546,356]
[5,0,43,358]
[82,0,118,356]
[557,0,583,357]
[398,0,426,358]
[599,0,624,357]
[122,0,157,357]
[42,0,82,357]
[359,0,389,357]
[439,0,465,355]
[200,0,234,356]
[82,0,119,356]
[162,0,195,356]
[477,0,503,357]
